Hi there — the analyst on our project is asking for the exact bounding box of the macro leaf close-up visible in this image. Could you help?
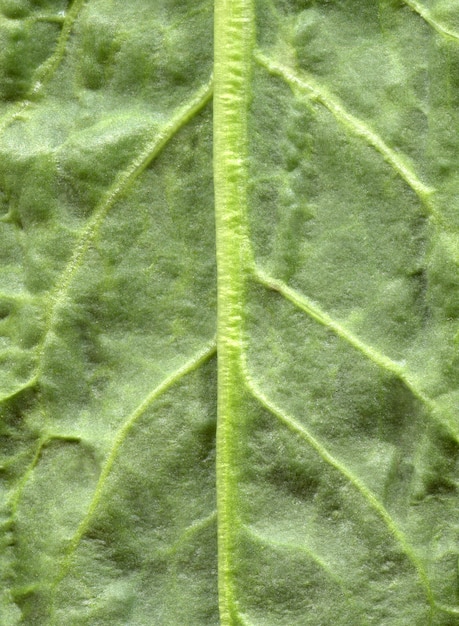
[1,0,459,624]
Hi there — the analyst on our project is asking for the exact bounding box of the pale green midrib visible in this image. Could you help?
[253,266,459,443]
[47,339,216,620]
[245,526,371,624]
[254,50,441,223]
[240,360,436,612]
[403,0,459,42]
[214,0,254,624]
[15,77,213,390]
[0,0,86,135]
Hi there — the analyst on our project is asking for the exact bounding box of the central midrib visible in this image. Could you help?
[213,0,254,623]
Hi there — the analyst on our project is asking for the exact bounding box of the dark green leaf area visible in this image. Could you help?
[4,363,217,624]
[0,1,215,623]
[10,439,99,623]
[2,0,459,624]
[0,0,68,100]
[0,0,214,403]
[69,0,213,106]
[0,109,216,622]
[257,0,431,167]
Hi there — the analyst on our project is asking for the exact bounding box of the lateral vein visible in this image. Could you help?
[402,0,459,42]
[253,266,459,442]
[162,510,218,558]
[245,526,371,624]
[254,50,439,220]
[243,367,435,610]
[49,338,216,594]
[30,0,88,96]
[0,0,87,135]
[34,77,213,380]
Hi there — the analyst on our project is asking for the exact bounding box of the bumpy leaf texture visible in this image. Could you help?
[1,0,459,624]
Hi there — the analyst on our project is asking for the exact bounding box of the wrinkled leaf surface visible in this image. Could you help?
[1,0,459,624]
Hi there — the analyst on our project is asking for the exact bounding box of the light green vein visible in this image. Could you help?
[435,602,459,616]
[253,266,459,442]
[6,438,45,513]
[224,609,255,626]
[27,14,67,25]
[0,0,86,134]
[163,510,217,558]
[242,365,435,613]
[245,525,370,624]
[253,267,412,383]
[29,0,87,96]
[49,338,216,598]
[7,434,81,513]
[235,613,255,626]
[0,78,213,407]
[34,77,213,380]
[0,13,66,26]
[254,50,439,220]
[403,0,459,42]
[5,433,82,605]
[214,0,254,624]
[2,81,215,614]
[0,376,37,404]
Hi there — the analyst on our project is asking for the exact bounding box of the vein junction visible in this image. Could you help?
[251,266,459,442]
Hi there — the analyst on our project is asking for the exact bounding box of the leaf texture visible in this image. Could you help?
[1,0,459,624]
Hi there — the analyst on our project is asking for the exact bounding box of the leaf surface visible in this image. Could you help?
[1,0,459,624]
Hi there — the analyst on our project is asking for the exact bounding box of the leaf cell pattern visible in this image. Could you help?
[1,0,459,625]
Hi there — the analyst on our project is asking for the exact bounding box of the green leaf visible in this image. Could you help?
[1,0,459,623]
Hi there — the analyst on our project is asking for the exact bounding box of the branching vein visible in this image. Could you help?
[0,376,37,405]
[0,78,214,409]
[242,364,435,610]
[50,338,216,595]
[402,0,459,42]
[252,266,459,442]
[254,50,439,221]
[0,0,87,135]
[245,526,370,624]
[163,510,217,557]
[34,77,213,381]
[30,0,87,96]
